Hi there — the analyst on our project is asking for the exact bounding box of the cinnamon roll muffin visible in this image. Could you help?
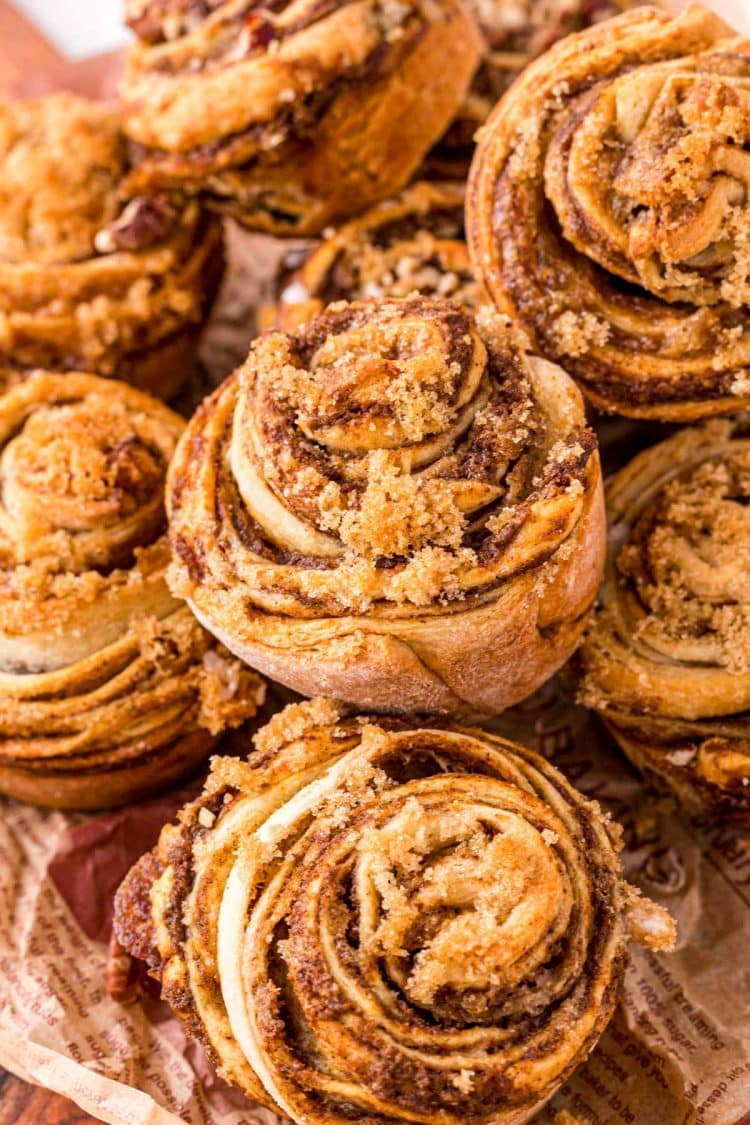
[580,420,750,825]
[266,181,483,331]
[428,0,642,176]
[121,0,482,236]
[167,295,605,716]
[0,372,265,810]
[0,93,223,399]
[114,699,675,1125]
[467,5,750,421]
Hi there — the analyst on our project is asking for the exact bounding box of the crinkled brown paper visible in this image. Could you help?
[1,1,750,1115]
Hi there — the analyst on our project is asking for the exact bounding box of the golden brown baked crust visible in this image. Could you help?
[167,294,605,716]
[580,419,750,824]
[467,5,750,421]
[427,0,642,176]
[0,93,223,399]
[121,0,482,236]
[113,699,675,1124]
[265,180,483,332]
[0,372,265,810]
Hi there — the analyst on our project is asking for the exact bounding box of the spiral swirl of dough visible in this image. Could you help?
[167,295,605,715]
[468,5,750,420]
[0,93,223,399]
[121,0,481,234]
[0,372,264,809]
[580,419,750,824]
[114,699,675,1125]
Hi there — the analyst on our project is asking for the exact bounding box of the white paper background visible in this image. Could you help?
[10,0,130,60]
[9,0,750,61]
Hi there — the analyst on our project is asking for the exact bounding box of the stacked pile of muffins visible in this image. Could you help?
[4,0,750,1120]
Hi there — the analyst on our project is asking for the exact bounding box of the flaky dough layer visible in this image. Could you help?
[114,699,675,1124]
[580,419,750,824]
[0,372,264,809]
[122,0,482,234]
[0,93,223,397]
[467,5,750,421]
[167,295,605,715]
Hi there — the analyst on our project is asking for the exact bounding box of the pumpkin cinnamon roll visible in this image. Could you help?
[428,0,641,176]
[467,5,750,421]
[0,372,265,810]
[0,93,223,400]
[266,181,483,332]
[113,699,675,1124]
[120,0,482,236]
[167,294,605,716]
[580,420,750,825]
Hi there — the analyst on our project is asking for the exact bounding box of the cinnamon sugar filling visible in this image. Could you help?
[125,1,422,170]
[470,5,750,415]
[620,448,750,674]
[113,706,674,1120]
[169,296,596,614]
[0,376,263,790]
[579,421,750,817]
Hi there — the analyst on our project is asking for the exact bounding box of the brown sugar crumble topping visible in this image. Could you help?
[274,184,483,330]
[112,701,675,1123]
[213,295,594,610]
[621,446,750,675]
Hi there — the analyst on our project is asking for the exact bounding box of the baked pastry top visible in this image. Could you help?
[0,94,125,265]
[429,0,641,174]
[0,371,264,809]
[580,419,750,824]
[114,699,675,1124]
[121,0,482,234]
[167,294,605,715]
[267,180,482,331]
[0,93,223,398]
[467,4,750,421]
